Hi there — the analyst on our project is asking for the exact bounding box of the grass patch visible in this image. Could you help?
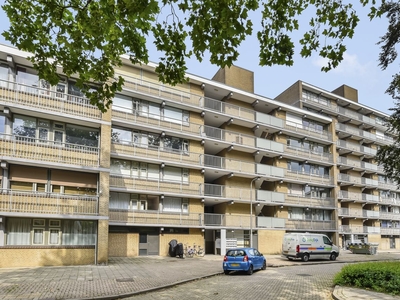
[334,261,400,295]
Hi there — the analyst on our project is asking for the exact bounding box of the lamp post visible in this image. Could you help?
[250,177,260,248]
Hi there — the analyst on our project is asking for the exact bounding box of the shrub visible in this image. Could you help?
[334,262,400,295]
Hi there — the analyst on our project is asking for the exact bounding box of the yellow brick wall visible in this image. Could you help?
[108,233,139,257]
[97,219,109,264]
[257,230,286,255]
[189,198,204,213]
[0,248,95,268]
[160,230,204,256]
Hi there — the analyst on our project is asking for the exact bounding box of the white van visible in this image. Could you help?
[282,233,340,262]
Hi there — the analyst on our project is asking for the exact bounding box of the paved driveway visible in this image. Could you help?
[123,263,344,300]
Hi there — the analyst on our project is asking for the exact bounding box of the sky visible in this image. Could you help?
[0,2,396,115]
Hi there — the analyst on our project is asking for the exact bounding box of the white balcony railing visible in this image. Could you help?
[0,190,99,216]
[0,79,102,120]
[1,134,100,167]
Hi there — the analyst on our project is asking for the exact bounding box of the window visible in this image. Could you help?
[62,220,96,245]
[0,115,5,134]
[49,220,61,227]
[16,68,40,94]
[33,228,44,245]
[66,125,99,147]
[13,115,36,139]
[49,229,60,245]
[33,219,45,226]
[109,192,130,209]
[0,64,9,88]
[6,218,31,245]
[113,94,133,113]
[162,197,188,213]
[111,127,132,144]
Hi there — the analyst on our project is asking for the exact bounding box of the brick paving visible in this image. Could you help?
[0,251,399,299]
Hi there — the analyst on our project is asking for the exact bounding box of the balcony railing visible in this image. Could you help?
[112,110,203,138]
[284,121,332,141]
[377,181,398,191]
[338,208,379,218]
[339,225,380,234]
[0,134,100,167]
[0,190,98,216]
[109,175,202,196]
[0,79,102,120]
[379,212,400,221]
[285,170,333,185]
[284,145,333,163]
[336,123,376,142]
[285,219,336,230]
[109,209,286,229]
[204,97,256,122]
[380,228,400,236]
[285,193,335,208]
[336,140,377,156]
[117,73,201,107]
[338,190,379,203]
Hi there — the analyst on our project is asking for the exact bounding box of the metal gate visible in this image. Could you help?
[139,233,159,256]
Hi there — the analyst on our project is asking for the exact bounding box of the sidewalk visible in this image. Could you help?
[0,250,399,299]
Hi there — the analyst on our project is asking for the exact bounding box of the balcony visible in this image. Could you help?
[380,228,400,236]
[0,79,102,120]
[284,121,332,141]
[339,225,380,234]
[379,197,400,205]
[109,210,287,229]
[111,142,201,167]
[285,170,333,185]
[376,135,394,145]
[0,190,98,216]
[285,219,336,230]
[285,193,335,208]
[377,181,398,191]
[0,134,100,167]
[338,208,379,219]
[336,140,377,157]
[109,175,202,197]
[379,212,400,221]
[338,190,379,203]
[112,110,203,139]
[336,124,376,143]
[337,156,378,173]
[204,97,255,122]
[284,145,333,163]
[337,174,378,187]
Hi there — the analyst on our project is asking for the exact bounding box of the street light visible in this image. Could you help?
[250,176,260,248]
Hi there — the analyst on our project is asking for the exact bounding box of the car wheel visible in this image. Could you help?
[262,260,267,270]
[302,254,309,262]
[224,270,230,275]
[330,253,337,261]
[288,257,293,261]
[247,265,253,275]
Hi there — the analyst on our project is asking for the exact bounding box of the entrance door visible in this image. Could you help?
[139,233,159,256]
[390,237,396,249]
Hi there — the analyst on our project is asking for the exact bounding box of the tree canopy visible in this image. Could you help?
[2,0,389,111]
[2,0,400,182]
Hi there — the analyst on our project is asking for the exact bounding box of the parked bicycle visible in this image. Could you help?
[184,244,195,258]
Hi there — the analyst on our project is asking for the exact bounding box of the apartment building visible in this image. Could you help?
[0,43,397,268]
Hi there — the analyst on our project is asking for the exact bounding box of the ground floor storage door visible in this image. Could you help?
[139,233,159,256]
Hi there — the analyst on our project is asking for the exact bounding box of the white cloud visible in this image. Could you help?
[312,53,374,76]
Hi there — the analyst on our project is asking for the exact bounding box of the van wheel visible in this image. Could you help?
[288,257,293,261]
[302,254,309,262]
[330,253,337,261]
[247,265,253,275]
[224,270,230,275]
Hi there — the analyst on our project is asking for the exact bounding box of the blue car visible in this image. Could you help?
[222,247,267,275]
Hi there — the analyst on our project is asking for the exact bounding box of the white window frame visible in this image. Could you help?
[48,228,61,245]
[33,219,45,227]
[32,228,45,245]
[49,220,61,227]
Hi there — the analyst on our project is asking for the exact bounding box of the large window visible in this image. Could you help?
[111,127,189,154]
[161,197,188,213]
[0,115,6,134]
[288,207,332,221]
[6,218,95,246]
[287,160,329,177]
[66,124,99,147]
[287,137,328,154]
[12,114,99,147]
[0,64,9,88]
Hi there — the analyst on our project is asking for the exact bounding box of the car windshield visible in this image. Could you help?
[226,250,246,257]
